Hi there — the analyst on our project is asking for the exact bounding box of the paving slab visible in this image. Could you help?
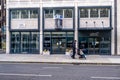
[0,54,120,65]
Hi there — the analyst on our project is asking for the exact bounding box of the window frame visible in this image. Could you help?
[11,9,39,19]
[21,10,29,19]
[80,8,89,18]
[100,8,109,17]
[90,8,99,18]
[44,9,53,18]
[11,10,20,19]
[64,9,73,18]
[30,10,38,18]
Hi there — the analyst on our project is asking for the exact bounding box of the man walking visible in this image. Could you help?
[71,40,76,59]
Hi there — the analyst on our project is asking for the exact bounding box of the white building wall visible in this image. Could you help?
[40,2,43,54]
[117,0,120,55]
[109,0,115,55]
[6,0,10,54]
[80,18,110,28]
[6,0,115,55]
[45,19,73,29]
[74,1,78,51]
[11,19,38,30]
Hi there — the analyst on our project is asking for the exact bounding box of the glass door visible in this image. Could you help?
[21,32,30,53]
[52,37,66,54]
[88,37,100,54]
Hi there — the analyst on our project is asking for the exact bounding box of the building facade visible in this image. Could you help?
[0,0,6,50]
[6,0,119,55]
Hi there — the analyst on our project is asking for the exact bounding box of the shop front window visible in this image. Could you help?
[11,32,20,53]
[43,32,74,54]
[66,32,74,49]
[100,37,110,54]
[43,32,51,52]
[10,32,39,54]
[79,32,111,55]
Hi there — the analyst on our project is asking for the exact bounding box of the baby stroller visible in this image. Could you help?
[78,49,86,59]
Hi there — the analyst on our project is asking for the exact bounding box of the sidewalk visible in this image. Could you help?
[0,54,120,65]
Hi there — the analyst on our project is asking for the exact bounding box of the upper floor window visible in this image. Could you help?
[45,9,53,18]
[11,9,38,19]
[44,9,73,19]
[80,7,110,18]
[21,10,29,19]
[64,9,72,18]
[100,8,109,17]
[30,10,38,18]
[11,10,20,19]
[90,8,98,17]
[54,9,63,16]
[80,8,88,18]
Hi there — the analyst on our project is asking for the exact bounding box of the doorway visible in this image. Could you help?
[52,37,66,54]
[43,32,74,54]
[79,37,100,54]
[21,32,30,53]
[88,37,100,54]
[79,31,111,55]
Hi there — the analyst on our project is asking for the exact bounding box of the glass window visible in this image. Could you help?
[30,10,38,18]
[54,9,63,15]
[11,32,20,53]
[11,9,38,19]
[100,8,109,17]
[11,10,20,19]
[52,32,66,37]
[64,9,72,18]
[44,32,51,37]
[67,32,74,37]
[90,8,98,17]
[43,32,51,51]
[80,8,88,18]
[66,32,74,49]
[45,9,53,18]
[31,32,39,53]
[21,10,29,18]
[10,32,39,53]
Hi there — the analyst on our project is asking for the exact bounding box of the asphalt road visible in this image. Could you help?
[0,63,120,80]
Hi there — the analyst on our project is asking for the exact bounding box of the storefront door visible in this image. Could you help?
[79,31,111,55]
[21,32,30,53]
[88,37,100,54]
[43,32,74,54]
[52,37,66,54]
